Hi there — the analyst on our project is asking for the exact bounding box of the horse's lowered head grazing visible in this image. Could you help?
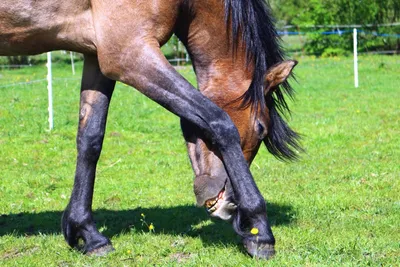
[182,60,298,220]
[1,0,302,259]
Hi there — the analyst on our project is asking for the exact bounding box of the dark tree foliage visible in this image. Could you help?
[269,0,400,56]
[270,0,400,26]
[7,56,29,66]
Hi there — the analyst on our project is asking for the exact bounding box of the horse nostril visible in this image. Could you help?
[193,175,227,207]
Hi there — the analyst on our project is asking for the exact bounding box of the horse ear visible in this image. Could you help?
[264,60,297,94]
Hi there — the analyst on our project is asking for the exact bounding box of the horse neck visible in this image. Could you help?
[177,0,254,107]
[193,57,253,106]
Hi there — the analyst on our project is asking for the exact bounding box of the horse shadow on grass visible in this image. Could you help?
[0,202,296,248]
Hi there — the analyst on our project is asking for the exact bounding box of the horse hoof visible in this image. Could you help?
[86,245,115,257]
[243,239,275,260]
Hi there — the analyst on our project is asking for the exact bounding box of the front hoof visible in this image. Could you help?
[86,244,115,256]
[62,209,113,255]
[243,239,275,260]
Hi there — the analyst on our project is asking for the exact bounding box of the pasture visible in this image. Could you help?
[0,55,399,266]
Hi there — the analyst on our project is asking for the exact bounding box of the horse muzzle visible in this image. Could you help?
[193,174,237,220]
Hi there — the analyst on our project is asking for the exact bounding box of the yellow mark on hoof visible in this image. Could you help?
[250,228,259,235]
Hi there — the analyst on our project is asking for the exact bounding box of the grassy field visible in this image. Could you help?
[0,55,399,266]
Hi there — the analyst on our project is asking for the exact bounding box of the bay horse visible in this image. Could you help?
[0,0,301,259]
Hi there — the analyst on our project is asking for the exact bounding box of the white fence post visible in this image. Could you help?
[353,28,359,88]
[70,51,75,75]
[47,52,54,130]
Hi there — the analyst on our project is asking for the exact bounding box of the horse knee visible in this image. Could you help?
[79,102,93,129]
[209,111,241,149]
[77,108,105,162]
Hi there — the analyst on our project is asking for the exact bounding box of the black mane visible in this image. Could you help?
[224,0,303,160]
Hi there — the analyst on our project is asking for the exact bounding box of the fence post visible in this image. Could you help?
[353,28,359,88]
[70,51,75,75]
[177,41,181,66]
[186,49,189,63]
[47,52,54,130]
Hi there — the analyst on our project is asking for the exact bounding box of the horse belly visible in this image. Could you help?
[0,0,96,55]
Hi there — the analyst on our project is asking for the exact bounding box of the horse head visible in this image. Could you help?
[182,60,298,220]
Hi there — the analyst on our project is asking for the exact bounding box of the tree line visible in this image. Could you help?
[270,0,400,56]
[270,0,399,26]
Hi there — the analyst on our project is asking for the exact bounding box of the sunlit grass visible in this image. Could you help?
[0,55,399,265]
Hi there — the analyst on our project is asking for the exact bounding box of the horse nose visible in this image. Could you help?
[193,174,237,221]
[193,175,227,206]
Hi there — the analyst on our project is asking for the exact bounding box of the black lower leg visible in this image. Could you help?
[211,123,275,258]
[62,55,115,254]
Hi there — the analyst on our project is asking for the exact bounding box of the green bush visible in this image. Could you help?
[321,47,350,57]
[302,27,400,57]
[304,31,353,57]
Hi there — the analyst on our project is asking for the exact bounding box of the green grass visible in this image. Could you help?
[0,55,399,266]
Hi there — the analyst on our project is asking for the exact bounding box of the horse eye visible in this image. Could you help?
[256,121,267,140]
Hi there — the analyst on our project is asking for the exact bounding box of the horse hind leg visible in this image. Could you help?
[62,55,116,255]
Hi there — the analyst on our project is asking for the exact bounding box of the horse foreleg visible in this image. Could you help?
[96,40,275,258]
[62,55,115,255]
